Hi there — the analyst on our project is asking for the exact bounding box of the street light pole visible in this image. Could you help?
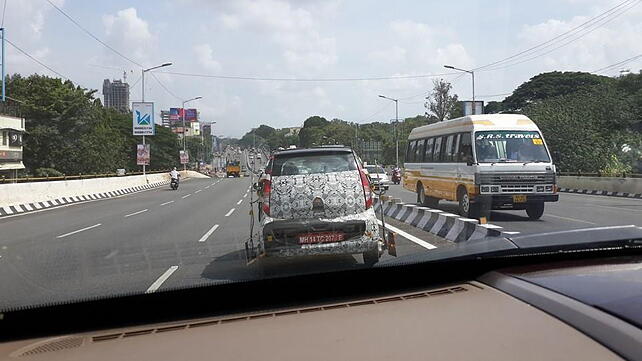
[444,64,475,112]
[141,62,172,176]
[181,96,203,171]
[378,95,400,167]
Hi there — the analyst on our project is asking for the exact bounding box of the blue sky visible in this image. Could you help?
[4,0,642,136]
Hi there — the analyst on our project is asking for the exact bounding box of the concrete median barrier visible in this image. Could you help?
[0,171,204,217]
[558,176,642,199]
[374,197,503,243]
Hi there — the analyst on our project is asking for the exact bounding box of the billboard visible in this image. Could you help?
[185,108,197,121]
[462,101,484,116]
[132,102,155,135]
[179,150,189,164]
[168,108,197,122]
[136,144,150,165]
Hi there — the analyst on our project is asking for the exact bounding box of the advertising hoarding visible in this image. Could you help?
[179,150,189,164]
[136,144,150,165]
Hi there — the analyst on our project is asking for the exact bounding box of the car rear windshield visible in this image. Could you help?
[271,152,357,176]
[366,166,385,174]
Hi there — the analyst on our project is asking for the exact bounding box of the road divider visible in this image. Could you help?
[374,197,503,242]
[558,175,642,199]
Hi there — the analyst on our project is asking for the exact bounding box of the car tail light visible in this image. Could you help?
[359,169,373,209]
[262,179,271,216]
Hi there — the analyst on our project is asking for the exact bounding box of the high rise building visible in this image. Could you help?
[102,79,130,113]
[160,110,171,127]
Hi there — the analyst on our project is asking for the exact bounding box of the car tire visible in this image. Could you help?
[363,249,379,267]
[458,188,479,218]
[526,202,545,220]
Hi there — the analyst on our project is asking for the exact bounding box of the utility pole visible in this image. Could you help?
[379,95,400,167]
[444,65,476,113]
[141,62,172,176]
[181,96,203,171]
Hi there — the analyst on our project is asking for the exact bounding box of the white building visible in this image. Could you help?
[0,114,26,179]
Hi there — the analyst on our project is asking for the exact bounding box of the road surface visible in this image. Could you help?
[384,184,642,235]
[0,173,447,311]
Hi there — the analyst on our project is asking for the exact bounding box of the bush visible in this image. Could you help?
[33,167,64,177]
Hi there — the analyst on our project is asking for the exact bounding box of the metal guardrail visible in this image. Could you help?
[0,170,170,184]
[557,172,642,178]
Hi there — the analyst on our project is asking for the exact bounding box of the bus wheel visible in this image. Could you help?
[458,188,475,218]
[417,185,439,208]
[526,202,545,220]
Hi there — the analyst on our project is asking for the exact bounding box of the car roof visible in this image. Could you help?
[273,146,353,157]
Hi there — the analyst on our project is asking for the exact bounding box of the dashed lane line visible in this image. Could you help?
[160,200,174,206]
[198,224,220,243]
[237,199,243,205]
[145,266,179,293]
[56,223,102,239]
[182,194,191,199]
[376,220,436,250]
[243,193,248,198]
[124,209,148,218]
[225,208,236,217]
[195,189,202,194]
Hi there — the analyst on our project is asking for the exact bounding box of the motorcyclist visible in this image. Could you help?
[170,167,180,183]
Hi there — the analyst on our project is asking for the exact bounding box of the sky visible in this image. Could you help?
[3,0,642,137]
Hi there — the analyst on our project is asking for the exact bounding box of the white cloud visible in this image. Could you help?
[435,43,474,69]
[390,19,433,40]
[193,44,222,71]
[102,8,154,65]
[368,46,407,64]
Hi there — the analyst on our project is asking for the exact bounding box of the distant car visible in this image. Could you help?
[364,165,390,191]
[258,146,382,265]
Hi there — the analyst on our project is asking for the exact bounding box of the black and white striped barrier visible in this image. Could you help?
[0,180,170,217]
[374,197,503,243]
[559,187,642,199]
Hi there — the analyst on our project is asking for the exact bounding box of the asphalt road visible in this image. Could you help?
[0,172,447,311]
[384,183,642,235]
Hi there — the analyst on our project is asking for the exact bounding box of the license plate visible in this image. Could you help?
[513,195,527,203]
[298,232,345,244]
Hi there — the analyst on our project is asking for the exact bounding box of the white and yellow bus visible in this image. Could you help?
[402,114,558,220]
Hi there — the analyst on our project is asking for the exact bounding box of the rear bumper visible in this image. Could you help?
[474,194,559,209]
[261,209,381,257]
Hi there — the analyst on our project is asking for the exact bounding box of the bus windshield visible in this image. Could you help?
[474,131,550,163]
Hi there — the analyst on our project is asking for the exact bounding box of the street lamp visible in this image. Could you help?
[140,62,172,176]
[378,95,399,167]
[444,64,475,108]
[182,96,203,171]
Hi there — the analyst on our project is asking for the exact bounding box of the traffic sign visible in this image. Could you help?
[132,102,155,136]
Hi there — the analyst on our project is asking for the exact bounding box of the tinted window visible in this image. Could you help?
[444,135,455,162]
[452,134,461,162]
[407,140,417,162]
[458,132,473,163]
[433,137,443,162]
[415,139,425,162]
[424,138,434,162]
[271,152,357,176]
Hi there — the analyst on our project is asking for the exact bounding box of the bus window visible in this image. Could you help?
[458,132,473,163]
[424,138,434,162]
[433,137,443,162]
[406,140,417,162]
[452,134,461,162]
[444,135,455,162]
[415,139,425,162]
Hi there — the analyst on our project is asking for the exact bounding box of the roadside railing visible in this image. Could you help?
[557,171,642,178]
[0,169,170,184]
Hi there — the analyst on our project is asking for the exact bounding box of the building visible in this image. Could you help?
[0,114,26,179]
[160,110,171,127]
[102,79,130,113]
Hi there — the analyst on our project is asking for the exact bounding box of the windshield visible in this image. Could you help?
[366,166,385,174]
[1,1,641,315]
[475,131,551,163]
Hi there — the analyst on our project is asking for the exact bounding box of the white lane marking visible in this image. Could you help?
[195,190,202,194]
[145,266,179,294]
[182,194,191,199]
[594,204,642,213]
[503,231,521,235]
[237,199,243,205]
[225,208,236,217]
[205,186,210,189]
[376,220,436,250]
[105,250,119,259]
[544,213,597,225]
[160,200,174,206]
[124,209,148,218]
[198,224,220,243]
[243,193,248,198]
[56,223,102,239]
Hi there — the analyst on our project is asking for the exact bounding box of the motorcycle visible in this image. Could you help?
[391,169,401,185]
[170,178,179,190]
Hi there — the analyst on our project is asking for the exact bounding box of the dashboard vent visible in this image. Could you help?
[90,284,472,343]
[11,337,84,357]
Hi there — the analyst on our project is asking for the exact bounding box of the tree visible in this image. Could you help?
[425,78,459,121]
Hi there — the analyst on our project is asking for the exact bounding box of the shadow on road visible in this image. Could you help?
[201,250,362,282]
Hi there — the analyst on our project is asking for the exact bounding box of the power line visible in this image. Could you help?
[150,72,182,101]
[157,70,460,82]
[475,0,638,72]
[481,0,640,72]
[5,37,70,80]
[44,0,142,68]
[592,53,642,74]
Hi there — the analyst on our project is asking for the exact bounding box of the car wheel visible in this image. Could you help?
[458,188,478,218]
[363,249,379,267]
[526,202,545,220]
